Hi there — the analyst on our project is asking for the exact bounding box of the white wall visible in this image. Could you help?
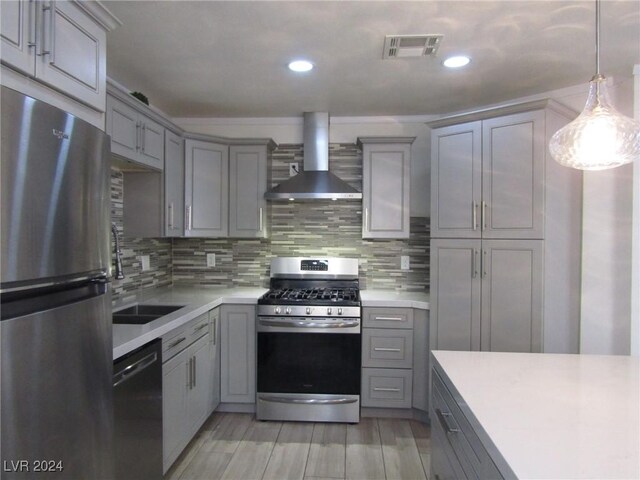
[175,115,435,217]
[632,65,640,357]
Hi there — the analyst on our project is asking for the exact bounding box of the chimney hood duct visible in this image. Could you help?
[264,112,362,200]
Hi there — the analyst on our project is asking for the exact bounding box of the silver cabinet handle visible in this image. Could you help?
[194,322,208,332]
[373,387,400,392]
[374,316,403,322]
[373,347,401,352]
[364,208,369,230]
[483,249,487,278]
[37,2,52,57]
[186,205,192,230]
[192,356,196,388]
[435,408,460,434]
[141,123,146,153]
[482,201,487,231]
[473,202,478,231]
[186,358,191,389]
[168,336,186,350]
[168,202,174,230]
[27,0,37,48]
[259,318,359,329]
[472,249,479,278]
[135,122,141,151]
[212,316,217,345]
[259,207,263,232]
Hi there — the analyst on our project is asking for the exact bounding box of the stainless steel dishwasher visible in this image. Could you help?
[113,339,163,479]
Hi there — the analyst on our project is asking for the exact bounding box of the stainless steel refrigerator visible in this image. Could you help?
[1,86,113,478]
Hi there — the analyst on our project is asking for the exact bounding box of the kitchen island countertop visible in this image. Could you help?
[432,350,640,479]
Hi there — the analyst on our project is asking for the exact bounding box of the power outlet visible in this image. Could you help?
[400,255,410,270]
[206,253,216,267]
[289,163,299,177]
[140,255,150,271]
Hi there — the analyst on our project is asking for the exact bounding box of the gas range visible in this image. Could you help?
[256,257,362,423]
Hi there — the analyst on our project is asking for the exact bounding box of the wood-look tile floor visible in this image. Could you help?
[165,413,431,480]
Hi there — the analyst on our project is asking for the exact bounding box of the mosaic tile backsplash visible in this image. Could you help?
[112,143,429,301]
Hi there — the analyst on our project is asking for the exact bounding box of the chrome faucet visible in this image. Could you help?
[111,223,125,280]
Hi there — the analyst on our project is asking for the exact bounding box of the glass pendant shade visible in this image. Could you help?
[549,75,640,170]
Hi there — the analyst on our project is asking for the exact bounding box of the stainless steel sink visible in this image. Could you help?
[113,304,185,325]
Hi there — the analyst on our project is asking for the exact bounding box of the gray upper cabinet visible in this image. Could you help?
[164,130,184,237]
[359,137,414,239]
[106,94,165,170]
[431,110,543,240]
[430,238,543,353]
[0,0,109,111]
[228,144,270,238]
[184,139,229,237]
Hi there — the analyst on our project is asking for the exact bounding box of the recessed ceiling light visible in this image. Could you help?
[288,60,314,72]
[443,55,470,68]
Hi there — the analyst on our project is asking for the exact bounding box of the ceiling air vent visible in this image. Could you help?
[383,34,443,59]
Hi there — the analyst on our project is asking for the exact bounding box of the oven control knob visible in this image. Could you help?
[338,308,343,316]
[306,307,311,315]
[285,307,292,315]
[274,307,281,315]
[327,307,332,315]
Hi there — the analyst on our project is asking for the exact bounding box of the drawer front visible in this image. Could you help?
[431,414,470,480]
[162,327,190,362]
[361,368,412,408]
[363,307,414,329]
[433,369,500,479]
[362,329,413,368]
[189,313,210,343]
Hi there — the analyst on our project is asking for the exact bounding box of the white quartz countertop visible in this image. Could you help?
[432,350,640,480]
[360,290,429,309]
[112,286,428,359]
[112,286,267,359]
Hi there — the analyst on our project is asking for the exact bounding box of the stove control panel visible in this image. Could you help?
[300,259,328,271]
[260,305,360,318]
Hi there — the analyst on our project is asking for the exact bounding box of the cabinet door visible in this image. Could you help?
[362,142,411,239]
[187,335,211,437]
[184,139,228,237]
[480,240,543,352]
[164,131,184,237]
[430,239,481,351]
[36,1,106,111]
[430,122,482,239]
[106,95,139,160]
[220,305,255,403]
[0,0,34,75]
[482,111,544,239]
[139,116,164,170]
[162,348,189,474]
[229,145,267,238]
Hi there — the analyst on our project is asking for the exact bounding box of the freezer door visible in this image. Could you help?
[1,282,113,479]
[0,86,111,288]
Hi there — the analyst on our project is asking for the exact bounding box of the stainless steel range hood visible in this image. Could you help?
[265,112,362,200]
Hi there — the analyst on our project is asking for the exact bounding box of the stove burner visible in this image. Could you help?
[263,287,359,303]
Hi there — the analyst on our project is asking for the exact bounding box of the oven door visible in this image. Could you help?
[256,316,361,422]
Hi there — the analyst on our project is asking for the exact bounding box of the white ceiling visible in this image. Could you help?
[104,1,640,118]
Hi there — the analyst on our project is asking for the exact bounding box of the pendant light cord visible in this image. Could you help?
[595,0,600,75]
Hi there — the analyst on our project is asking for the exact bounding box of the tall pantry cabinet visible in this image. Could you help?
[429,100,583,354]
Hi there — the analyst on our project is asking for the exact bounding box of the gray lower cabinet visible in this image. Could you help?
[358,137,414,239]
[430,238,543,353]
[431,366,506,480]
[361,307,429,413]
[220,304,256,404]
[106,94,165,170]
[184,139,229,237]
[162,313,214,474]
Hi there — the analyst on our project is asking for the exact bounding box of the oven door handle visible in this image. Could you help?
[258,318,359,329]
[258,395,358,405]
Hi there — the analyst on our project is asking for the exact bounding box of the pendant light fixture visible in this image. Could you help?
[549,0,640,170]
